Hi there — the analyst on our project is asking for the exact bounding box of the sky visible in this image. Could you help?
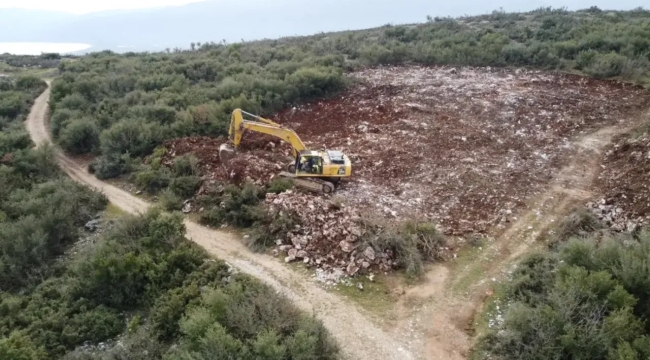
[0,0,208,14]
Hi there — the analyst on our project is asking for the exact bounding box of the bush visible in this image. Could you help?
[0,332,47,360]
[199,183,266,228]
[58,118,100,154]
[549,208,603,247]
[475,229,650,360]
[170,280,338,360]
[89,154,135,180]
[134,168,172,193]
[247,211,297,252]
[173,155,200,177]
[360,220,446,277]
[100,119,166,158]
[584,52,629,78]
[170,175,203,197]
[159,189,183,211]
[267,178,294,194]
[51,109,82,138]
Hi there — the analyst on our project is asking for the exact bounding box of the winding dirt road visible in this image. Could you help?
[26,85,415,360]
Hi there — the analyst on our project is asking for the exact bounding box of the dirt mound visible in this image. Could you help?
[275,66,650,234]
[266,192,396,279]
[162,135,292,186]
[595,127,650,231]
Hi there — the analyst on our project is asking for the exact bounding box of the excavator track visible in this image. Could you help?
[279,172,335,194]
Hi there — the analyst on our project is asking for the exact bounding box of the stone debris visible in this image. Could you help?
[84,219,101,232]
[158,65,650,242]
[267,191,396,280]
[587,199,644,233]
[182,200,192,214]
[595,130,650,232]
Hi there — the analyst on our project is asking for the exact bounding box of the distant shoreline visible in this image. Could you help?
[0,42,92,55]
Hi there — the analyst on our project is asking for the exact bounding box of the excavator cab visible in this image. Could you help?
[297,154,323,175]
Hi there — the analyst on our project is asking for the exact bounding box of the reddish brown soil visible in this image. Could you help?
[162,134,291,187]
[275,66,650,234]
[596,126,650,223]
[162,65,650,235]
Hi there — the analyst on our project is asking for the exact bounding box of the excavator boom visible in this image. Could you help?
[228,109,307,155]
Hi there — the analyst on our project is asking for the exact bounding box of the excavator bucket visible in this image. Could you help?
[219,143,236,167]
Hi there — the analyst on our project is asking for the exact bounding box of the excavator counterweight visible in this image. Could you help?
[219,109,352,194]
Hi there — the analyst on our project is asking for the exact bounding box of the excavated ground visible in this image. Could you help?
[592,126,650,231]
[163,65,650,236]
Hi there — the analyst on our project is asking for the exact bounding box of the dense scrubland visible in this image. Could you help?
[0,76,337,359]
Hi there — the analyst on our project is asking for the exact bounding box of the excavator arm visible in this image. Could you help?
[228,109,307,156]
[220,109,306,165]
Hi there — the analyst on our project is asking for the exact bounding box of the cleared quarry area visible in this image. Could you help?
[164,65,650,236]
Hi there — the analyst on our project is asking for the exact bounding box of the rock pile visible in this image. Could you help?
[265,191,396,279]
[587,199,644,233]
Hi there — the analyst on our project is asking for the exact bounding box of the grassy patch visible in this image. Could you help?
[334,275,394,316]
[104,203,126,219]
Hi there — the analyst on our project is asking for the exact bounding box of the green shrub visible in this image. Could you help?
[0,91,26,119]
[475,229,650,360]
[171,280,338,360]
[50,109,81,138]
[575,49,598,70]
[89,154,135,180]
[170,175,203,198]
[199,183,266,228]
[585,52,629,78]
[360,220,446,277]
[267,178,294,194]
[247,211,297,252]
[0,332,47,360]
[100,119,166,158]
[549,208,603,247]
[58,118,100,154]
[173,154,200,177]
[134,167,172,193]
[159,188,183,211]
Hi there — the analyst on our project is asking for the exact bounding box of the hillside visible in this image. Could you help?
[0,0,647,52]
[3,6,650,360]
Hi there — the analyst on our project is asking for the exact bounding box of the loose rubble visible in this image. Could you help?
[594,128,650,231]
[275,66,650,235]
[266,191,396,281]
[160,65,650,238]
[84,219,101,232]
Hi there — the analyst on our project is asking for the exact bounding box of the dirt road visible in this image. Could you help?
[26,85,415,360]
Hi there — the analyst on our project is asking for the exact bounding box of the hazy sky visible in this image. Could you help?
[0,0,208,14]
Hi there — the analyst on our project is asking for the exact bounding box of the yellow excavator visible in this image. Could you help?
[219,109,352,194]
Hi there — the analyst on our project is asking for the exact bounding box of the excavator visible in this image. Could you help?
[218,109,352,194]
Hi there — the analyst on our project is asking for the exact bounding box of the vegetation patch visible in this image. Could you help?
[474,227,650,360]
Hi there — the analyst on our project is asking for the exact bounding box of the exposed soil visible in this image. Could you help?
[168,65,650,236]
[162,134,290,188]
[275,66,650,235]
[594,126,650,228]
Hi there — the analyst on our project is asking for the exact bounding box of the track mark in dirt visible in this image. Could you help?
[26,85,414,360]
[389,122,644,360]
